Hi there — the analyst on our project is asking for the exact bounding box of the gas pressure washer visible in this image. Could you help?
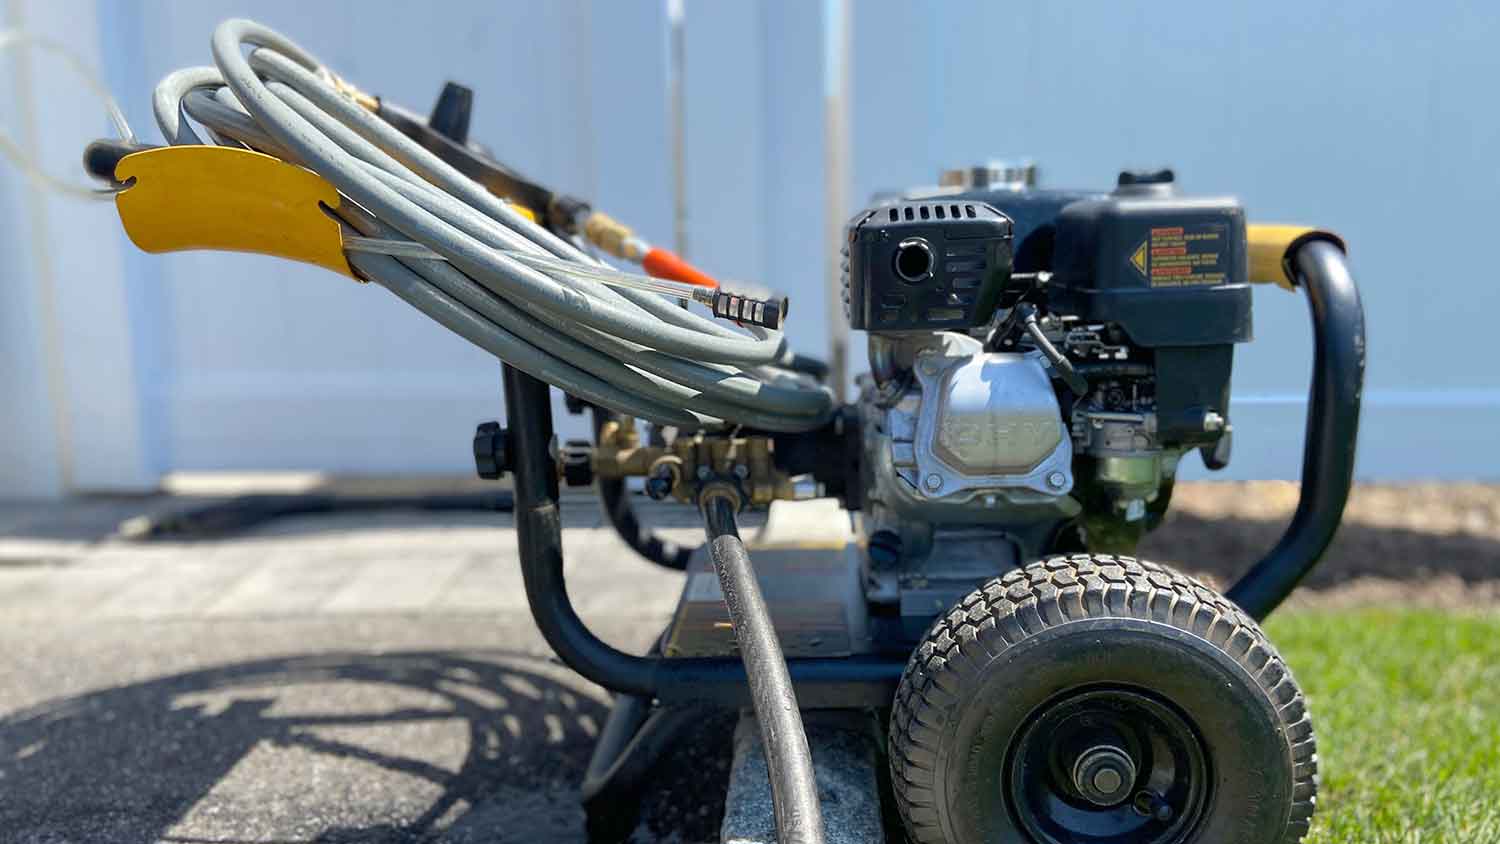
[81,20,1364,844]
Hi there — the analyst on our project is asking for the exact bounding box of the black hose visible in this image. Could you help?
[580,702,714,807]
[703,494,825,844]
[1022,307,1089,395]
[1227,240,1365,619]
[582,693,650,801]
[579,628,673,809]
[785,352,831,381]
[597,479,696,569]
[590,406,698,570]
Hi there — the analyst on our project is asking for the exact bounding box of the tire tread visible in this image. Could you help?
[887,554,1318,844]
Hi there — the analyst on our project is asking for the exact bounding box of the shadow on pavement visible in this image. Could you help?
[0,650,729,843]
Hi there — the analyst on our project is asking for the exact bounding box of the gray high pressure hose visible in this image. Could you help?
[148,20,834,433]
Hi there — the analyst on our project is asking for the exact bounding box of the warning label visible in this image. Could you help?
[1128,223,1229,287]
[1130,241,1148,277]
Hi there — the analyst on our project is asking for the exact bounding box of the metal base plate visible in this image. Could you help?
[663,499,871,659]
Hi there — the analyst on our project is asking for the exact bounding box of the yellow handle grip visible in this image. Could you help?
[1247,224,1346,291]
[114,145,356,278]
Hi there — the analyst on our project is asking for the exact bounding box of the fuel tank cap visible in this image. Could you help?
[939,160,1037,191]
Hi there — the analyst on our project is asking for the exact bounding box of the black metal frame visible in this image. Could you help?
[501,239,1364,707]
[1226,240,1366,619]
[502,364,905,708]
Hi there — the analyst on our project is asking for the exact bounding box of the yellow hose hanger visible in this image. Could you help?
[111,144,356,278]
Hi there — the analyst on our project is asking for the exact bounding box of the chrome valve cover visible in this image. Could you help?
[926,355,1065,477]
[910,348,1073,498]
[875,333,1073,508]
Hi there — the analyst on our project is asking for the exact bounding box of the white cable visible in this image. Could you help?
[0,29,133,199]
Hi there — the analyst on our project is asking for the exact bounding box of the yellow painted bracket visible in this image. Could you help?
[1248,224,1346,291]
[113,146,356,278]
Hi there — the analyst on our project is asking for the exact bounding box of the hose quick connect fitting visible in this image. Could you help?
[712,290,787,330]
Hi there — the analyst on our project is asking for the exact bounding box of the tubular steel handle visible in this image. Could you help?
[1227,239,1366,619]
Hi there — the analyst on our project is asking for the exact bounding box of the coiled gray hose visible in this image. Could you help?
[148,19,834,432]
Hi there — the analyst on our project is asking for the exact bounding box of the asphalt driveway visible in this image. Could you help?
[0,499,727,844]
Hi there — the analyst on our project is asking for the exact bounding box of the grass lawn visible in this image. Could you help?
[1269,608,1500,843]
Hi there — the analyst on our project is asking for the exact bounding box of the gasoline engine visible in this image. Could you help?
[846,167,1250,635]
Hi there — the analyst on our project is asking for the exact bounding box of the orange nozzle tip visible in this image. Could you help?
[642,248,719,289]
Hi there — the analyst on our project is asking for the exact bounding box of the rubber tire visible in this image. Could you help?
[888,554,1317,844]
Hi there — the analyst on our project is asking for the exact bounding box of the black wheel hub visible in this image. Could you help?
[1006,687,1209,844]
[1071,744,1137,806]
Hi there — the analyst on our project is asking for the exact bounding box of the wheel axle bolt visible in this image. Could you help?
[1092,767,1123,794]
[1071,745,1136,806]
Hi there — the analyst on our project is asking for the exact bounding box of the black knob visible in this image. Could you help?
[427,82,473,145]
[1116,168,1175,187]
[560,439,594,487]
[563,393,590,416]
[867,529,903,567]
[473,421,510,480]
[644,467,676,501]
[83,139,156,183]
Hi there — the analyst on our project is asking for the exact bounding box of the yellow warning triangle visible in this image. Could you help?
[1130,240,1149,278]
